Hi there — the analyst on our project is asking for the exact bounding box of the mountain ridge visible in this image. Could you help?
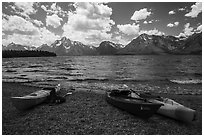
[3,32,202,56]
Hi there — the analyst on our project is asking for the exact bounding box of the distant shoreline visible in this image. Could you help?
[2,52,202,58]
[2,50,56,58]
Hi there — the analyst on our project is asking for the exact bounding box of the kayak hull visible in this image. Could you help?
[140,93,196,122]
[11,94,48,110]
[11,84,60,110]
[106,92,163,119]
[151,99,196,123]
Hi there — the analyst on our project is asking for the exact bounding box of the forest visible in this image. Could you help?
[2,50,57,58]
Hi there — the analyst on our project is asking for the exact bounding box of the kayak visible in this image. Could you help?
[11,84,61,110]
[106,90,163,119]
[138,92,197,123]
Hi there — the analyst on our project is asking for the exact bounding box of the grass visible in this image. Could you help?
[2,82,202,135]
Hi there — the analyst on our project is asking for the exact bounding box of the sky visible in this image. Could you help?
[2,2,202,47]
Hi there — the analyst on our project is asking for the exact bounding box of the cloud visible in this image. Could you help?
[46,14,62,28]
[169,10,175,15]
[185,2,202,18]
[73,2,113,18]
[176,33,186,38]
[143,21,148,24]
[3,9,44,31]
[51,3,57,11]
[177,23,194,37]
[174,22,179,26]
[33,19,43,27]
[167,23,174,27]
[131,8,151,21]
[8,3,45,28]
[2,15,39,33]
[167,21,179,27]
[14,2,37,17]
[117,23,140,35]
[196,24,202,32]
[2,15,60,47]
[14,2,35,14]
[41,3,68,17]
[183,23,194,36]
[3,27,60,47]
[41,5,47,11]
[143,20,155,24]
[62,2,115,46]
[39,27,61,45]
[178,7,185,11]
[148,20,153,24]
[113,35,130,45]
[139,28,165,36]
[3,28,60,47]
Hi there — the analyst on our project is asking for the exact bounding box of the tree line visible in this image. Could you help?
[2,50,57,58]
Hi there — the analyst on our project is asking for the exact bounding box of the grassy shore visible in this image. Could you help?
[2,82,202,135]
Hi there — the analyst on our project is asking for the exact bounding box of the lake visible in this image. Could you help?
[2,55,202,95]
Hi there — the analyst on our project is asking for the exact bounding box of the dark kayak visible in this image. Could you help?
[106,90,163,119]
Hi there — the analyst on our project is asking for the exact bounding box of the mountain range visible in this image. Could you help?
[37,37,97,56]
[3,32,202,56]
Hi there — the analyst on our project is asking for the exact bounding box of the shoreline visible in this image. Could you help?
[2,82,202,135]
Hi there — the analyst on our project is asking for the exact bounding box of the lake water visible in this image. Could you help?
[2,55,202,95]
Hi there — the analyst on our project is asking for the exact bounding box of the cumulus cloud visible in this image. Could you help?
[3,27,60,47]
[14,2,37,17]
[148,20,153,24]
[2,15,39,33]
[185,2,202,18]
[2,15,60,47]
[178,7,185,11]
[3,28,60,47]
[38,27,61,45]
[177,23,194,37]
[183,23,194,36]
[177,33,186,38]
[167,21,179,27]
[131,8,151,22]
[41,5,47,11]
[62,2,115,46]
[41,3,68,17]
[143,20,155,24]
[7,3,45,28]
[117,23,140,35]
[167,23,174,27]
[196,24,202,32]
[139,28,165,36]
[113,35,130,45]
[174,22,179,26]
[143,21,148,24]
[169,10,175,15]
[197,24,202,31]
[14,2,35,14]
[46,14,62,28]
[51,3,57,11]
[33,19,43,27]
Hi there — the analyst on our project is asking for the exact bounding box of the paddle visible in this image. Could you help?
[129,88,161,99]
[63,92,73,97]
[116,88,149,102]
[121,85,141,95]
[62,87,75,97]
[129,89,140,95]
[119,87,154,102]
